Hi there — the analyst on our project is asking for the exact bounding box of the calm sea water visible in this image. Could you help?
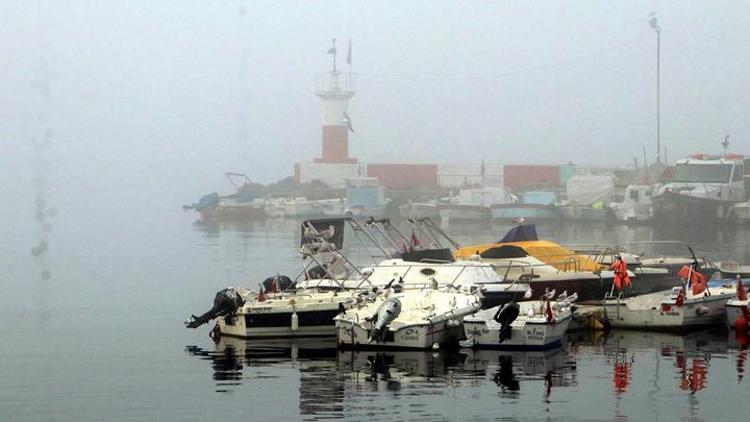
[2,213,750,421]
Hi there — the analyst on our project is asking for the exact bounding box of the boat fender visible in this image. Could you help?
[493,302,520,343]
[447,319,460,327]
[695,306,710,316]
[291,312,299,331]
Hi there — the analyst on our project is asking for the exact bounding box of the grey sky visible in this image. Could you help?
[2,0,749,209]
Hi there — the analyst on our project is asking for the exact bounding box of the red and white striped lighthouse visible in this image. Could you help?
[315,39,357,164]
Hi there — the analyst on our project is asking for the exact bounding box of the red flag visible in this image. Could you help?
[675,288,685,306]
[410,230,420,247]
[546,301,554,323]
[737,278,747,301]
[257,289,266,302]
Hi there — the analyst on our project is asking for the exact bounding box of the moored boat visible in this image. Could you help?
[602,270,736,331]
[651,153,746,225]
[725,277,749,329]
[335,288,482,349]
[185,173,266,223]
[609,183,654,223]
[454,225,677,303]
[460,292,577,350]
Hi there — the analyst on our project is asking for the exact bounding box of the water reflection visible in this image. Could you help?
[461,346,577,401]
[185,328,750,420]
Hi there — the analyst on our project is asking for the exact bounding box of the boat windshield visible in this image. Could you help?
[673,163,732,183]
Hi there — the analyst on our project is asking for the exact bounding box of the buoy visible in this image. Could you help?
[291,312,299,331]
[735,314,748,332]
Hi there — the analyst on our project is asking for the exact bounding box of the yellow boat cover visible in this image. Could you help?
[455,240,604,272]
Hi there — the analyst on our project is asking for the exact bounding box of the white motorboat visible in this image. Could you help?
[300,258,532,309]
[185,219,376,338]
[460,292,577,350]
[335,288,482,349]
[217,288,362,338]
[266,196,344,218]
[602,280,736,330]
[609,183,654,223]
[651,153,746,225]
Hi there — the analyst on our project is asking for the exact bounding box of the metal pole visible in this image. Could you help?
[656,29,661,164]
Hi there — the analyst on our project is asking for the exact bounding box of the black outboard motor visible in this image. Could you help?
[493,302,520,343]
[185,288,245,329]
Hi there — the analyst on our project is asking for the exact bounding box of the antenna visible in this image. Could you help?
[722,132,730,154]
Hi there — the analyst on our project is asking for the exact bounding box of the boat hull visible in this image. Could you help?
[732,202,750,224]
[603,291,733,330]
[200,204,265,222]
[335,318,465,349]
[491,204,560,222]
[558,205,611,222]
[651,190,735,225]
[438,204,491,223]
[218,301,344,338]
[462,315,571,350]
[521,268,678,303]
[726,299,749,328]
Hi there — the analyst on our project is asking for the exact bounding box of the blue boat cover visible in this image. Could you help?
[498,224,538,243]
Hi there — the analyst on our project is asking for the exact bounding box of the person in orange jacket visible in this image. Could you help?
[610,254,630,290]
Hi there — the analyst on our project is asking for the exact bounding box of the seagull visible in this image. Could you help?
[542,288,556,301]
[319,225,336,240]
[342,112,354,133]
[557,290,568,302]
[303,226,313,242]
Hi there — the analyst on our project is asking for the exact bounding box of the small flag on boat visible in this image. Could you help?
[545,301,554,323]
[737,276,747,301]
[675,288,685,306]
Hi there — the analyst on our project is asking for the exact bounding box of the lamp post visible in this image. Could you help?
[649,13,661,164]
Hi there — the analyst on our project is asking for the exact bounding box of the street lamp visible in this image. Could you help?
[649,12,661,164]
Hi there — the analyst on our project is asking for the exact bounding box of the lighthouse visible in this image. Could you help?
[315,39,357,164]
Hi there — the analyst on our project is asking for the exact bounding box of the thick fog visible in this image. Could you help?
[1,1,749,270]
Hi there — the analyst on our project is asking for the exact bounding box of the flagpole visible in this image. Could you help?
[347,39,352,91]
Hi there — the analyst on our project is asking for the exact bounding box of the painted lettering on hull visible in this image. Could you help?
[525,326,546,342]
[400,327,420,342]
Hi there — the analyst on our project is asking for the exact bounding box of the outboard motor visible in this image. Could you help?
[493,302,520,343]
[185,288,245,329]
[369,298,402,343]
